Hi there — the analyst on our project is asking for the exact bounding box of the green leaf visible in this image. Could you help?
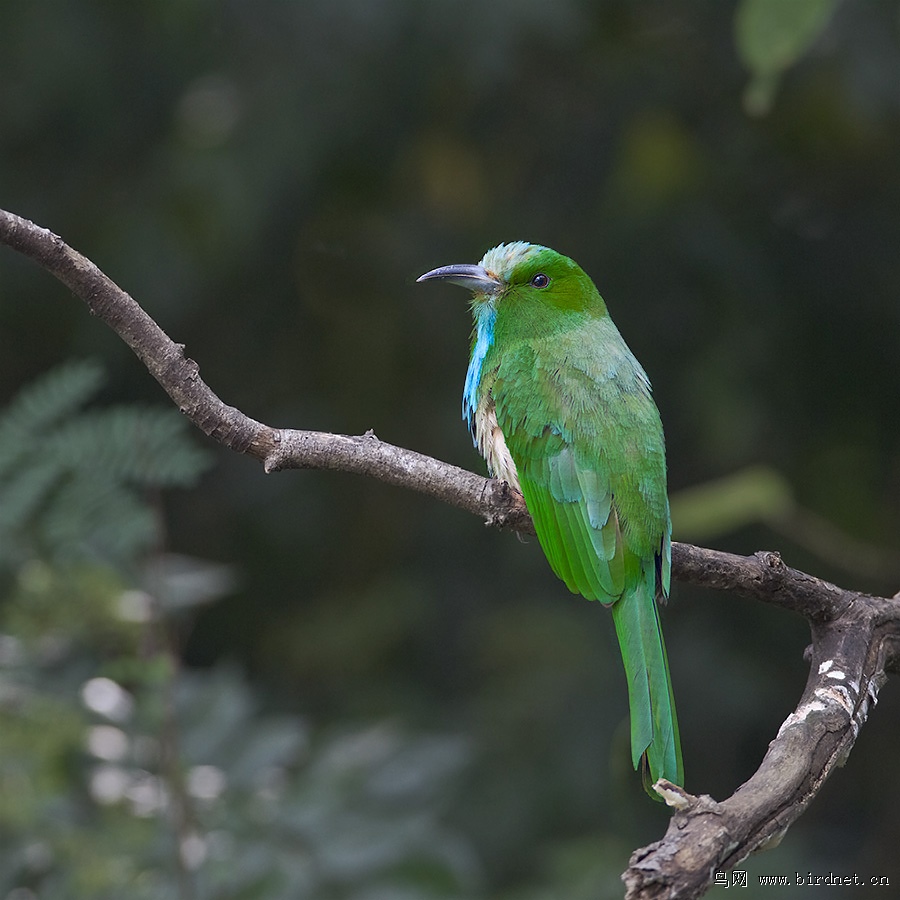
[48,405,212,487]
[735,0,840,115]
[0,360,213,571]
[669,465,795,541]
[0,359,104,476]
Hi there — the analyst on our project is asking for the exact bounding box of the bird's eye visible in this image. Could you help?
[530,273,550,288]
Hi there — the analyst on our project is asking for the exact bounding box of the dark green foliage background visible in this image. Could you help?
[2,1,900,895]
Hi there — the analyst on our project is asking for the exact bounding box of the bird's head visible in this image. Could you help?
[417,242,606,317]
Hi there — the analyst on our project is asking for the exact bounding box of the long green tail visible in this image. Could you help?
[610,576,683,797]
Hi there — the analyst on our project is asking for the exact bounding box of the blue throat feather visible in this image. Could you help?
[462,301,496,437]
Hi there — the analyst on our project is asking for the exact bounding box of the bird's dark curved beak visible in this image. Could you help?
[416,263,502,294]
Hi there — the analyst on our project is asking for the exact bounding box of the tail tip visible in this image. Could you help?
[649,777,692,809]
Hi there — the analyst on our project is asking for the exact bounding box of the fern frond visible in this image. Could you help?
[41,475,157,566]
[0,360,105,477]
[48,406,212,488]
[0,360,213,571]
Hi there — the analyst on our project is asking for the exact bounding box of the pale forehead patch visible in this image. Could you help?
[479,242,546,281]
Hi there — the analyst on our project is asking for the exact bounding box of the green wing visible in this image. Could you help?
[523,443,625,602]
[488,319,682,790]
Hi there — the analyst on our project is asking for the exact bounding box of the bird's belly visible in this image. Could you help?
[474,398,520,491]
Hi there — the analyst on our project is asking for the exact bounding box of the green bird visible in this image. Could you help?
[418,242,682,794]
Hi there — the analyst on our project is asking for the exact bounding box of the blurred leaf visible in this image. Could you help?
[608,111,704,215]
[143,553,237,613]
[48,405,211,487]
[0,361,213,570]
[670,465,794,541]
[175,667,256,765]
[225,718,310,788]
[0,359,105,476]
[0,589,480,899]
[735,0,840,114]
[670,466,900,580]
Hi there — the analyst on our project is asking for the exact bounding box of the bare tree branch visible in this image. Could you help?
[1,207,898,899]
[625,591,898,898]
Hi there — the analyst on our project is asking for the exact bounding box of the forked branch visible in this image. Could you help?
[1,207,898,899]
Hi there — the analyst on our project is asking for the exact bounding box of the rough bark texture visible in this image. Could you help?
[2,207,898,899]
[624,589,894,898]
